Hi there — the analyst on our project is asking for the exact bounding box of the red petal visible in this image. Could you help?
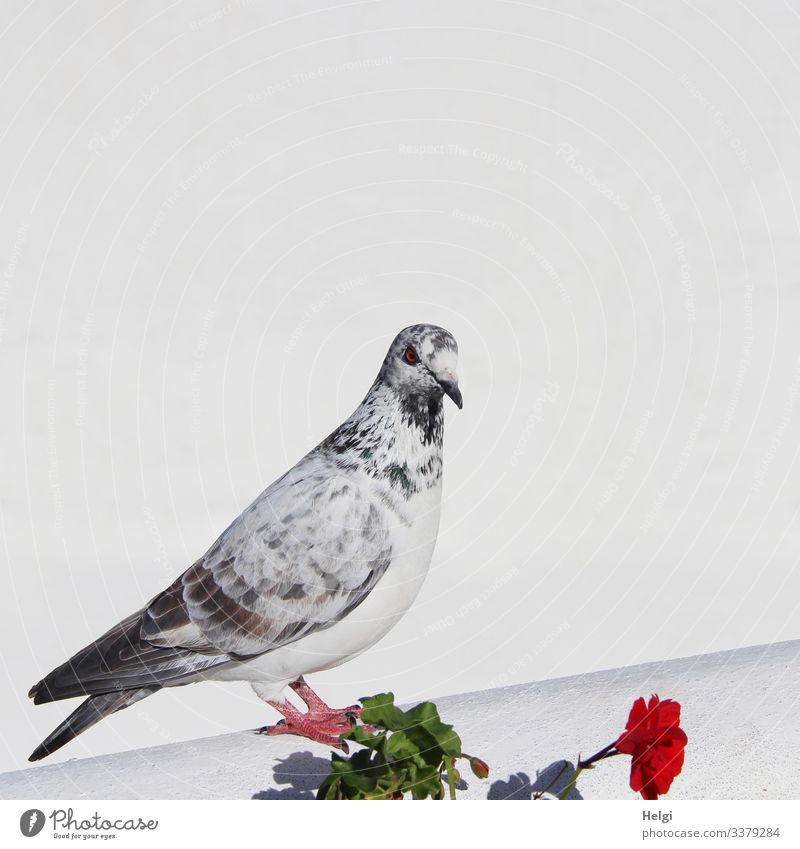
[630,737,686,799]
[627,696,649,730]
[617,695,687,799]
[616,697,651,752]
[654,700,682,730]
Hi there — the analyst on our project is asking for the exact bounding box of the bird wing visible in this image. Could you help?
[31,458,393,703]
[143,460,393,658]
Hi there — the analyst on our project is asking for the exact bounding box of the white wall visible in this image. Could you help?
[3,641,797,799]
[1,0,799,772]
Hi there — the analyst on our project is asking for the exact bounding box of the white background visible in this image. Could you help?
[2,801,795,847]
[1,0,799,772]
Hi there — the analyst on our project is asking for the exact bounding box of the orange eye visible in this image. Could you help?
[403,346,418,365]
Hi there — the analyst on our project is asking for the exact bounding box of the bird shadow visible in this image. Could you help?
[251,751,331,800]
[487,760,584,800]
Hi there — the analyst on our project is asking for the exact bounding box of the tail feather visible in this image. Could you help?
[28,687,158,762]
[28,608,223,705]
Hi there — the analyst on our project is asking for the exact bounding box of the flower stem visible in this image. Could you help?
[578,742,621,769]
[446,758,457,800]
[557,765,584,800]
[532,760,571,799]
[556,742,621,800]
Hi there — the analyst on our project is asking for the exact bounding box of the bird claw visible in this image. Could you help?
[344,712,378,734]
[257,720,350,751]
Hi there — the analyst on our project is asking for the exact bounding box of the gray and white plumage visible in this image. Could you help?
[28,324,462,760]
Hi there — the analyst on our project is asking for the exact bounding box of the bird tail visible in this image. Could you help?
[28,687,158,762]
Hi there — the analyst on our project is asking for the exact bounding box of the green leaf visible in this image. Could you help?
[409,764,446,800]
[383,729,425,763]
[359,692,410,730]
[341,725,387,749]
[404,701,463,758]
[316,775,340,800]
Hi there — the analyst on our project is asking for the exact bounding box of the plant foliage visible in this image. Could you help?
[316,693,489,800]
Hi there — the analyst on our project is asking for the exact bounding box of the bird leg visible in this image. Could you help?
[289,677,364,724]
[257,677,370,750]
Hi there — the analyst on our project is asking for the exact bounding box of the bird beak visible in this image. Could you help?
[437,374,463,409]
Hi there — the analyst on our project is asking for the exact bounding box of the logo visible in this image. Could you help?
[19,809,46,837]
[17,807,159,838]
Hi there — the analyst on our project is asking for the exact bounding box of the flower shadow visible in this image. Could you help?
[251,750,331,800]
[487,760,584,800]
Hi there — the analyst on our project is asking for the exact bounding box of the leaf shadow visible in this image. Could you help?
[251,751,331,800]
[487,760,584,800]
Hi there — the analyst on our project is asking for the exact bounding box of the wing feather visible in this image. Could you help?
[31,458,393,704]
[173,466,393,657]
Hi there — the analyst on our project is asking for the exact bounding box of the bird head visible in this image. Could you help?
[379,324,462,409]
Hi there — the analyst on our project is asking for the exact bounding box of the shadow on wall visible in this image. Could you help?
[252,751,332,800]
[252,751,584,800]
[487,760,583,800]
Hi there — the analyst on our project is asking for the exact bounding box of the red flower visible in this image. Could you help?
[615,695,687,800]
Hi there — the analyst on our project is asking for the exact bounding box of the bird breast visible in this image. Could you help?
[215,471,444,686]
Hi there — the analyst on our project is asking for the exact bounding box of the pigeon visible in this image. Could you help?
[28,324,462,760]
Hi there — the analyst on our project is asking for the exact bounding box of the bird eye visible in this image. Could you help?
[402,346,418,365]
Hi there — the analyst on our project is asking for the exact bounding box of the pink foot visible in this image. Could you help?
[257,678,373,750]
[259,706,354,751]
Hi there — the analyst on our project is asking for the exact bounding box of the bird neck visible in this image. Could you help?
[321,379,444,498]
